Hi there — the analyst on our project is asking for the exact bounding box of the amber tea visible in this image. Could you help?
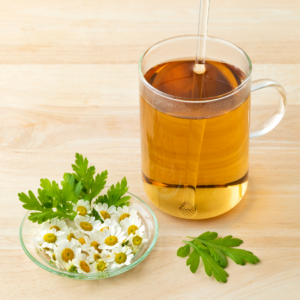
[140,60,250,219]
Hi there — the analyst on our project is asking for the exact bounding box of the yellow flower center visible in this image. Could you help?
[100,226,109,232]
[79,261,90,273]
[50,225,60,231]
[52,253,56,261]
[77,206,88,216]
[67,233,76,242]
[100,211,110,220]
[105,236,118,246]
[43,233,57,243]
[127,225,138,235]
[94,253,101,261]
[133,235,142,246]
[91,241,100,251]
[78,238,86,245]
[119,213,130,221]
[61,248,75,262]
[80,222,93,231]
[115,252,127,264]
[96,260,107,272]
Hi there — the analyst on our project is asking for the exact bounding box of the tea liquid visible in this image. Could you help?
[140,60,250,219]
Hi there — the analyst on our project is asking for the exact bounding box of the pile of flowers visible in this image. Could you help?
[35,200,148,274]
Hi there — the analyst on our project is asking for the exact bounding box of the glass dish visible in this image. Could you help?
[19,188,158,280]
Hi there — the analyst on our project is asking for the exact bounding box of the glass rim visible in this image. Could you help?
[19,188,159,279]
[138,35,252,103]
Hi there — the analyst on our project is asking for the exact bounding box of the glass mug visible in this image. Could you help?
[138,36,287,219]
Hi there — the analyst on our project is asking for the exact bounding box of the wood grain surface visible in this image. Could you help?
[0,0,300,299]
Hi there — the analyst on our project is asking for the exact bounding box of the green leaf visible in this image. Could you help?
[177,244,190,257]
[95,177,130,208]
[71,153,107,202]
[186,249,200,273]
[184,240,228,283]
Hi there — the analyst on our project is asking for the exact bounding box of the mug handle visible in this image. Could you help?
[250,79,287,139]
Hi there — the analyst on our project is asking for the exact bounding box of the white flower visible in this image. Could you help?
[42,218,68,233]
[120,215,145,237]
[95,203,116,221]
[129,229,149,249]
[35,228,66,250]
[54,240,81,266]
[64,227,88,247]
[45,249,62,269]
[110,244,134,269]
[73,253,95,274]
[74,215,101,234]
[64,260,77,273]
[93,250,114,273]
[112,206,137,223]
[82,231,102,252]
[87,247,102,263]
[73,200,91,216]
[99,218,118,232]
[98,226,126,250]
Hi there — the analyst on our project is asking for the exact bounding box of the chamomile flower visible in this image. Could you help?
[82,231,102,252]
[98,226,126,250]
[64,227,86,245]
[64,260,77,273]
[120,215,145,237]
[110,244,134,269]
[45,249,60,268]
[73,200,91,216]
[42,218,68,233]
[99,218,118,232]
[113,206,138,223]
[73,253,95,274]
[129,229,149,252]
[93,250,114,273]
[54,240,81,266]
[95,203,116,221]
[74,215,101,234]
[35,228,66,250]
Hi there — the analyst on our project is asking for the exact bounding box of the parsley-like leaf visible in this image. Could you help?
[72,153,107,203]
[94,177,130,207]
[177,232,260,283]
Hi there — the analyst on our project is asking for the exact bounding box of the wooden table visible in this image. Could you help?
[1,0,299,299]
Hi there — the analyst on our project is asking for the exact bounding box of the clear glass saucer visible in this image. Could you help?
[19,188,158,280]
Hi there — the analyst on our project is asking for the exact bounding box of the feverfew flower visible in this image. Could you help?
[74,215,101,234]
[129,229,149,251]
[99,218,118,232]
[73,253,95,274]
[113,206,137,223]
[54,240,81,266]
[110,244,134,269]
[65,227,85,243]
[120,215,145,237]
[45,249,61,269]
[82,231,102,252]
[42,218,68,233]
[73,200,91,216]
[93,250,114,273]
[35,228,66,250]
[95,203,116,221]
[98,226,126,250]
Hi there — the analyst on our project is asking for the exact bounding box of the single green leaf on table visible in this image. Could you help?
[177,232,260,283]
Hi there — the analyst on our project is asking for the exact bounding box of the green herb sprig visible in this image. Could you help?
[18,153,130,224]
[177,232,260,283]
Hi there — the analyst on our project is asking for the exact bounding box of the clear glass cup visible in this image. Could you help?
[139,35,287,219]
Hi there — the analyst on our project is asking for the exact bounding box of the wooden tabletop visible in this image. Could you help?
[1,0,300,299]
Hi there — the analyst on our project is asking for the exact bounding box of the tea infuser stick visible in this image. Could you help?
[194,0,210,74]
